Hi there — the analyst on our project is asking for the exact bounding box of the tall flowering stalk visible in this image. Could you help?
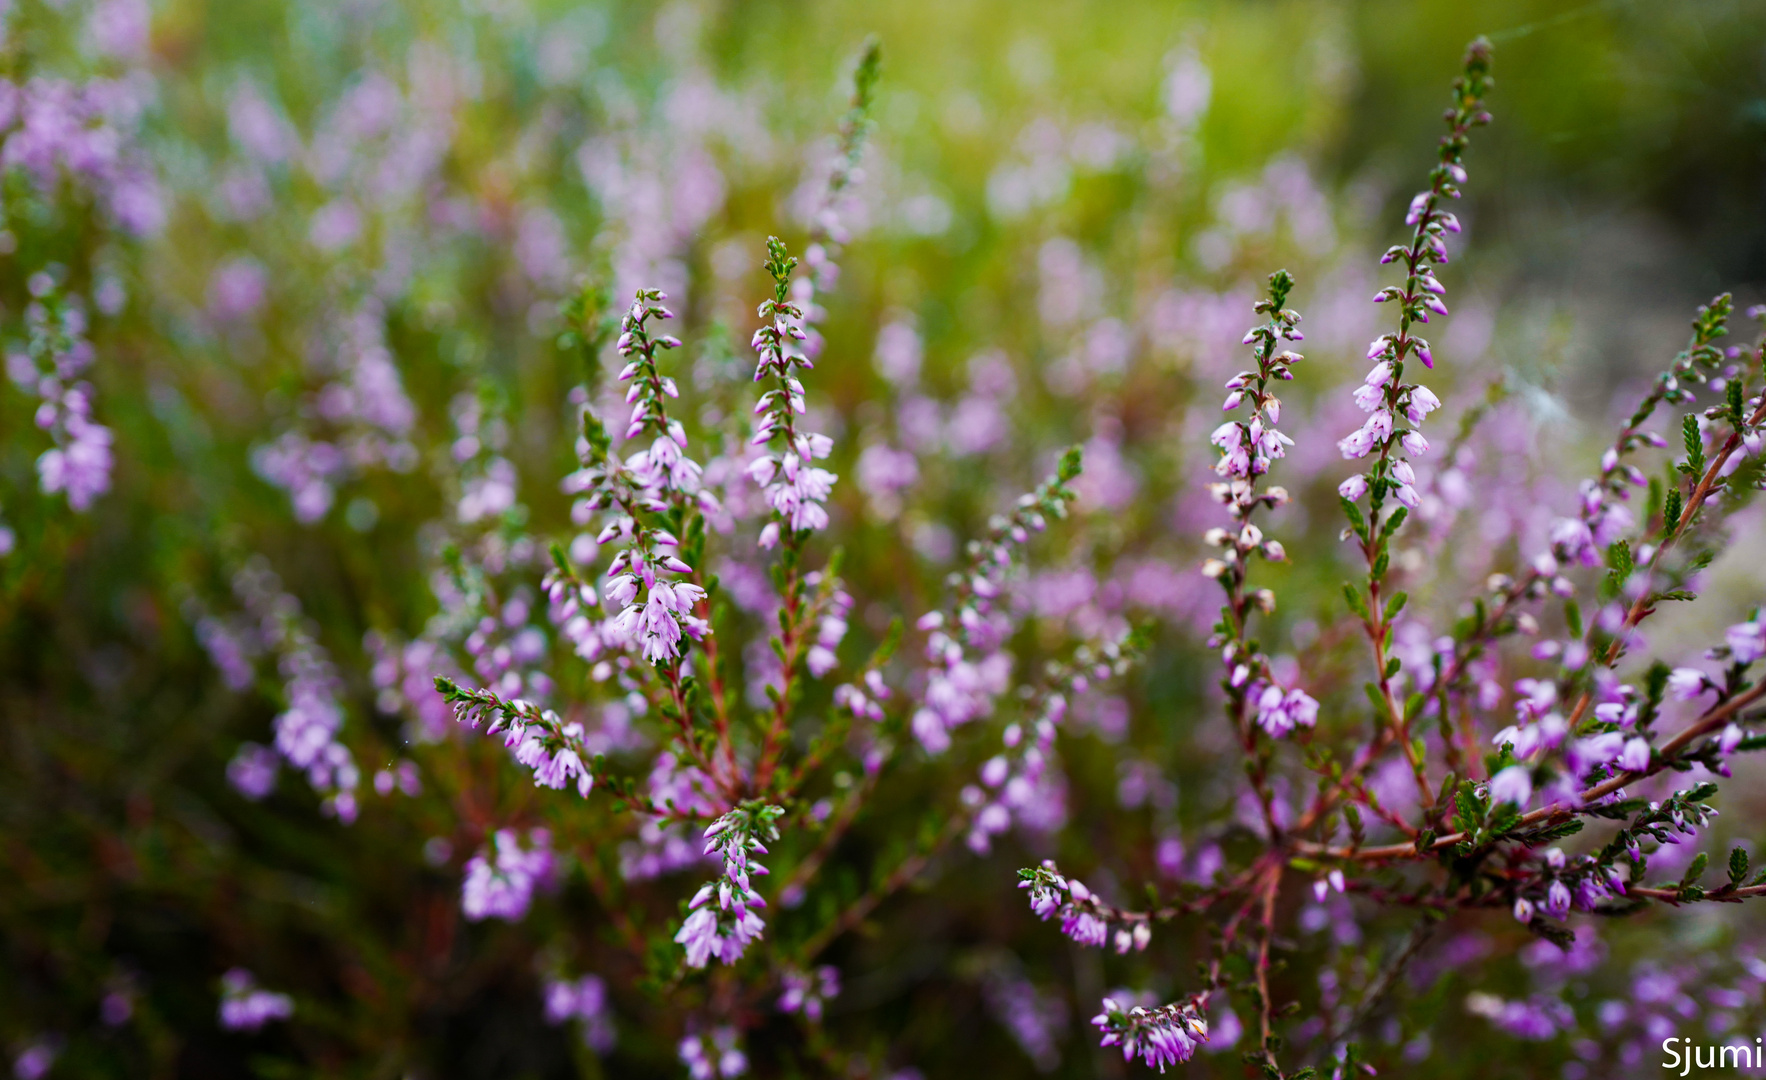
[1334,38,1491,808]
[912,450,1083,754]
[1205,270,1316,818]
[790,38,881,360]
[747,238,840,792]
[1049,274,1313,1073]
[1202,272,1316,1069]
[599,289,711,665]
[9,279,113,512]
[747,239,837,547]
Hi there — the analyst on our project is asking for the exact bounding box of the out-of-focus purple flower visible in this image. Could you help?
[984,966,1068,1071]
[218,969,294,1031]
[679,1026,747,1080]
[460,828,555,921]
[1667,668,1709,701]
[543,974,615,1053]
[226,743,279,800]
[100,988,133,1027]
[88,0,150,60]
[1254,685,1318,738]
[211,561,359,820]
[1465,992,1572,1040]
[1488,765,1531,807]
[12,1040,57,1080]
[1619,737,1651,773]
[209,257,269,321]
[778,966,841,1023]
[36,416,114,511]
[1726,621,1765,665]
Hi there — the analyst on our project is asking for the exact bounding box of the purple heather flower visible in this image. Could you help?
[1666,668,1708,701]
[1489,765,1532,807]
[983,965,1069,1070]
[1619,737,1651,773]
[1727,621,1765,665]
[218,969,294,1031]
[212,561,358,820]
[226,743,279,800]
[1569,732,1624,775]
[677,809,780,968]
[1255,685,1319,737]
[1720,724,1744,755]
[543,974,615,1053]
[1063,909,1109,947]
[778,966,841,1022]
[11,1041,57,1080]
[460,828,555,922]
[679,1027,748,1080]
[36,416,114,510]
[209,257,269,321]
[1092,997,1208,1072]
[1545,880,1572,918]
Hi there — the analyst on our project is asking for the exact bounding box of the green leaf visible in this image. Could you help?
[1513,819,1583,845]
[1339,496,1367,537]
[1267,268,1295,309]
[1730,846,1750,886]
[1384,592,1409,620]
[1645,662,1672,704]
[1453,785,1482,833]
[1681,852,1708,888]
[581,409,611,459]
[1434,772,1459,812]
[1683,413,1706,476]
[548,541,573,577]
[1342,583,1370,620]
[1487,801,1522,838]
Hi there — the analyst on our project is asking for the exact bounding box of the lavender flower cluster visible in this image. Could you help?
[675,806,781,969]
[7,279,113,514]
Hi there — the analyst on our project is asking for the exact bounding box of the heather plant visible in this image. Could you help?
[7,2,1766,1079]
[1020,42,1766,1080]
